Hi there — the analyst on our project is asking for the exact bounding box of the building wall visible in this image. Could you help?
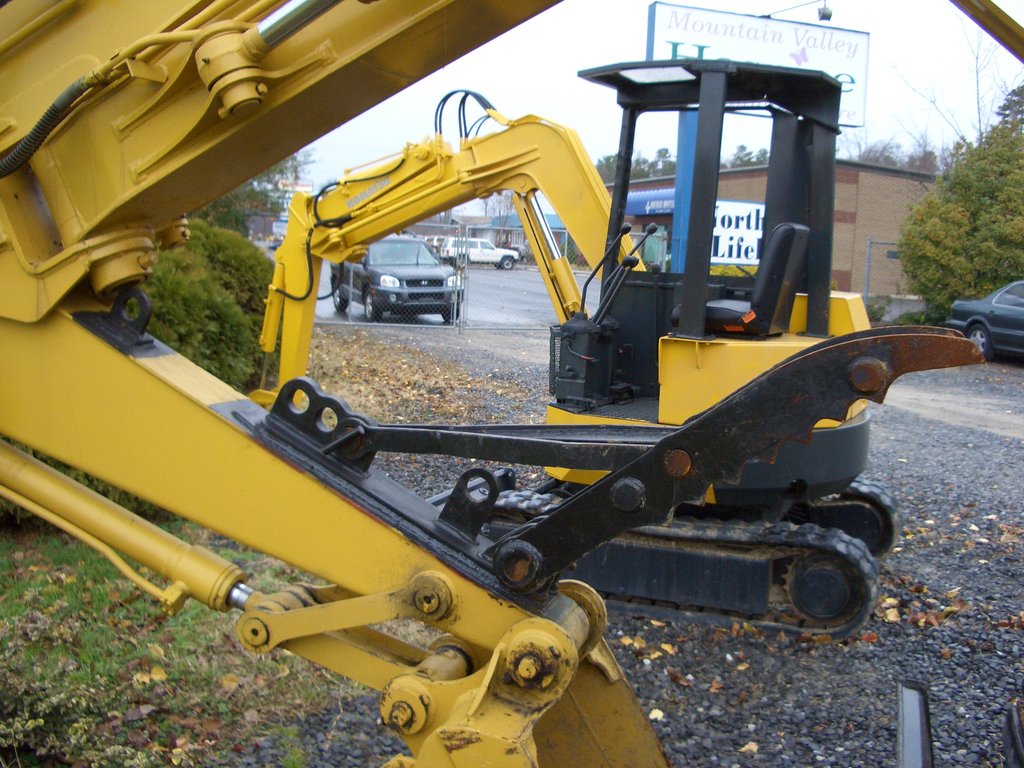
[839,165,933,296]
[626,162,934,297]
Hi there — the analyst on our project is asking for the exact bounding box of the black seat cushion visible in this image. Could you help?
[703,222,809,336]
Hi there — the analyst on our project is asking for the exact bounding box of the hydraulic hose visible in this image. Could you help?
[0,77,90,178]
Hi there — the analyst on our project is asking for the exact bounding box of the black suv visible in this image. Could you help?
[331,235,460,324]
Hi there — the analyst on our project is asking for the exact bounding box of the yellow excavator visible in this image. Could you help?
[255,60,920,639]
[0,1,1018,766]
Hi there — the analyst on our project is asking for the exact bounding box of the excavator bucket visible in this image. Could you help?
[534,641,670,768]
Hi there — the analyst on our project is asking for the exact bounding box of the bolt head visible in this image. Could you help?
[507,646,557,689]
[387,701,415,731]
[849,357,889,395]
[515,653,542,681]
[610,476,646,513]
[414,589,439,614]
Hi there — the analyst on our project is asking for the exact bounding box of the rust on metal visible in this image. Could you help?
[503,556,532,584]
[441,728,484,753]
[663,448,692,478]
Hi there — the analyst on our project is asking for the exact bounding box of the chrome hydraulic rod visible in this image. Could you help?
[0,440,244,613]
[256,0,349,48]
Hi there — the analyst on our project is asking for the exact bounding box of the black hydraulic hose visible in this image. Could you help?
[433,90,496,136]
[275,181,354,302]
[0,77,90,178]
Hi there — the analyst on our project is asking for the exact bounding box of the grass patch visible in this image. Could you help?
[0,518,349,766]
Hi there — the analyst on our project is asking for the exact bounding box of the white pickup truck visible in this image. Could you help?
[434,237,520,269]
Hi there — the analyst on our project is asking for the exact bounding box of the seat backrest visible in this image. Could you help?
[750,222,809,335]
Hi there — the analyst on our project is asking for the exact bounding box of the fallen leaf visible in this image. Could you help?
[739,741,759,754]
[667,669,693,687]
[884,608,901,623]
[127,729,148,748]
[150,665,168,682]
[709,680,724,693]
[124,704,156,722]
[219,672,241,693]
[649,619,666,628]
[648,708,665,721]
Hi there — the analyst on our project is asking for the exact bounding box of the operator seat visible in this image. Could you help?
[696,221,809,336]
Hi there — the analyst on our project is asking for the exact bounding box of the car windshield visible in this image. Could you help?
[369,240,440,266]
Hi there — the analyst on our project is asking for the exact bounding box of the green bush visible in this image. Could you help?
[864,297,890,323]
[894,310,928,326]
[899,120,1024,322]
[147,220,273,391]
[182,221,274,317]
[0,624,160,768]
[710,264,756,278]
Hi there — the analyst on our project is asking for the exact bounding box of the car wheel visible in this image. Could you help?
[499,255,515,270]
[332,282,349,313]
[363,290,382,322]
[966,323,994,361]
[441,306,454,324]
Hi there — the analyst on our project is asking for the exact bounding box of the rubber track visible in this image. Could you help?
[620,517,880,639]
[495,489,879,638]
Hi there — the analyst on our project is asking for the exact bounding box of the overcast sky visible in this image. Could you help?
[306,0,1024,188]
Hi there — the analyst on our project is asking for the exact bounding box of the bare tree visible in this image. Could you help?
[902,129,941,175]
[896,27,1013,144]
[837,134,904,168]
[481,189,517,222]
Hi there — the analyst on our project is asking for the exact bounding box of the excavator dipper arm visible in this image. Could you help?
[255,110,634,401]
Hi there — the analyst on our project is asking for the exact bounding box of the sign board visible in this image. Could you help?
[711,200,764,265]
[277,179,314,194]
[626,191,765,265]
[646,2,869,127]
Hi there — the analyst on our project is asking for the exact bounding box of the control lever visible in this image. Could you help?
[592,223,658,324]
[579,223,631,318]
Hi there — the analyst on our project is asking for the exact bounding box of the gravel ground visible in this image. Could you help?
[253,327,1024,768]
